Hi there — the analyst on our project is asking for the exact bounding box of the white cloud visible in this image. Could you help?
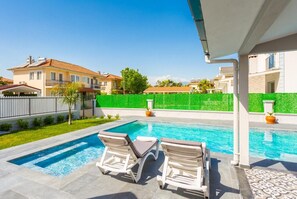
[148,75,190,86]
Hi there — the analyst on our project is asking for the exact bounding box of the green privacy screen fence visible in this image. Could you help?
[96,93,297,113]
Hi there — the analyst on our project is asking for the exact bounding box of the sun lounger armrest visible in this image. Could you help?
[136,136,158,142]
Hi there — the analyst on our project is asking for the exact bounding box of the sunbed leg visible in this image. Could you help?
[154,143,159,160]
[157,156,169,189]
[204,160,210,199]
[132,151,155,183]
[205,148,211,170]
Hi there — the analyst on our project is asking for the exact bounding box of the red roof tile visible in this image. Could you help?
[9,59,101,77]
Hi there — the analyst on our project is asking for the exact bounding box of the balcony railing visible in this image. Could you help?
[91,84,100,89]
[46,80,71,86]
[46,80,101,90]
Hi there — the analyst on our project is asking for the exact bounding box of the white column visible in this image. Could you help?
[231,60,239,165]
[239,55,250,168]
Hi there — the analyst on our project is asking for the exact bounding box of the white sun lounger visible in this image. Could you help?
[157,138,210,199]
[96,131,159,183]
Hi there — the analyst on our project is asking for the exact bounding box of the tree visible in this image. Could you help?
[0,77,7,86]
[198,79,214,93]
[155,79,183,87]
[121,67,149,94]
[52,82,81,125]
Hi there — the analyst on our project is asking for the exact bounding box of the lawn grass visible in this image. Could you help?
[0,118,116,150]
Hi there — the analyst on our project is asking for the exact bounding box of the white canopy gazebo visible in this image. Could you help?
[188,0,297,167]
[0,84,41,96]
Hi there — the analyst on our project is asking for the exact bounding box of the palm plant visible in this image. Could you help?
[198,79,214,93]
[52,82,81,125]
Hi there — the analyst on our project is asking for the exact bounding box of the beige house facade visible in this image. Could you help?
[214,51,297,93]
[8,57,102,96]
[100,74,122,95]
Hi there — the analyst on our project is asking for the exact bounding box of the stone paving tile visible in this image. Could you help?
[0,190,27,199]
[0,174,24,193]
[11,180,74,199]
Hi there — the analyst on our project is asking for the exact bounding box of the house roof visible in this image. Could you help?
[9,59,101,77]
[144,87,192,93]
[0,84,40,93]
[1,77,13,84]
[101,74,122,81]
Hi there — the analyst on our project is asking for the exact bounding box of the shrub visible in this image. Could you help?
[17,119,29,130]
[100,115,105,119]
[0,123,12,131]
[57,115,65,123]
[33,118,42,127]
[107,114,112,119]
[115,114,120,120]
[44,116,54,125]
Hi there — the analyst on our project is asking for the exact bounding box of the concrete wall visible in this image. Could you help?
[284,51,297,92]
[95,108,297,125]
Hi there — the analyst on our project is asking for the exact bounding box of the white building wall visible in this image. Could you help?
[284,51,297,92]
[256,54,268,72]
[277,52,285,92]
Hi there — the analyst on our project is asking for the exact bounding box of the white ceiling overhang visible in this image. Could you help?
[188,0,297,58]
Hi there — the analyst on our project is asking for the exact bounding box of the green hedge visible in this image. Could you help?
[96,93,297,113]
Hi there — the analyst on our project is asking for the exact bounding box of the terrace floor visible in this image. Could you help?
[0,117,296,199]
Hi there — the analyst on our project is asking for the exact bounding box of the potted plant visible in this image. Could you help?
[266,112,276,124]
[146,108,152,117]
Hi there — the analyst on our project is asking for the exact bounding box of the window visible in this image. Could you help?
[59,74,63,82]
[71,75,75,82]
[266,54,275,69]
[103,82,107,86]
[29,72,34,80]
[71,75,80,82]
[82,77,90,84]
[37,71,42,80]
[50,72,56,80]
[267,82,275,93]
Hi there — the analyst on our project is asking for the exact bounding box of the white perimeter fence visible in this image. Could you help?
[0,96,74,119]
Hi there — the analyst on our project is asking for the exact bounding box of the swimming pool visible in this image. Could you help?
[9,121,297,177]
[10,134,104,177]
[107,121,297,162]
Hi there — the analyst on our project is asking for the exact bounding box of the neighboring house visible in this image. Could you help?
[144,87,193,94]
[100,74,122,95]
[213,51,297,93]
[8,57,102,96]
[188,79,201,91]
[0,77,13,85]
[213,67,234,93]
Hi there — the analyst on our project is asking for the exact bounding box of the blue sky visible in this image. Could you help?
[0,0,232,84]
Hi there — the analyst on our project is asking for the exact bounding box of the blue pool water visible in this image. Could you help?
[10,134,104,177]
[10,121,297,177]
[108,121,297,163]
